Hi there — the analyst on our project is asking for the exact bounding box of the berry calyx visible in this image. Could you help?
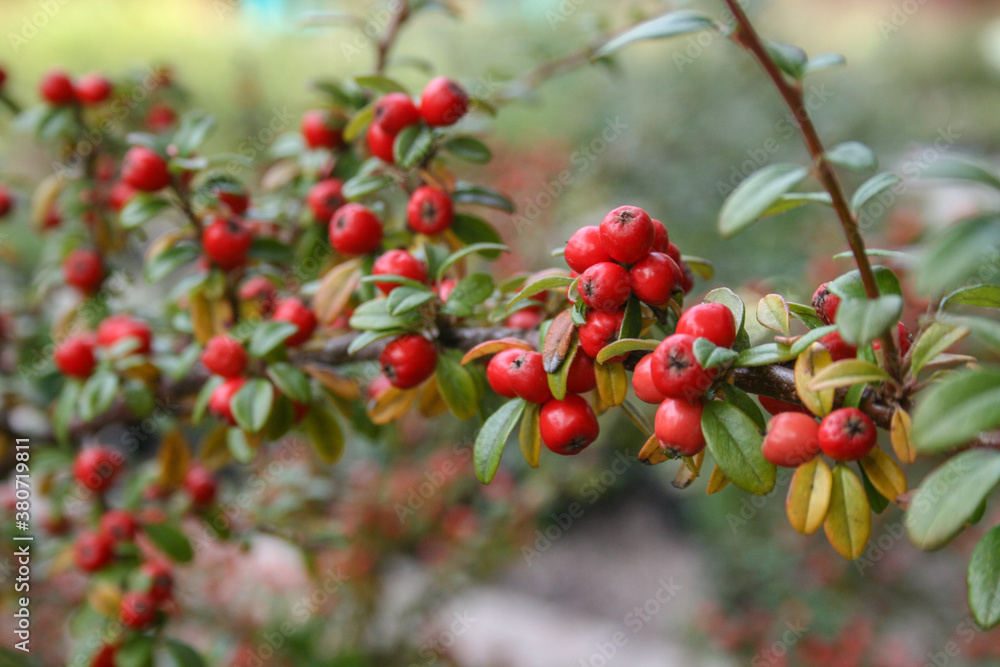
[565,350,597,394]
[373,92,420,134]
[631,354,666,404]
[650,334,717,401]
[817,407,877,461]
[676,302,737,349]
[73,531,115,572]
[329,203,384,256]
[200,335,248,378]
[120,591,157,630]
[54,334,97,378]
[372,249,428,295]
[761,412,821,467]
[301,109,343,149]
[96,314,153,355]
[63,248,105,294]
[121,146,171,192]
[540,394,600,455]
[39,69,75,105]
[184,465,217,506]
[75,73,113,105]
[202,216,253,270]
[811,282,841,325]
[367,122,396,163]
[655,398,706,457]
[306,179,345,222]
[578,262,631,313]
[98,510,138,543]
[599,205,655,264]
[379,334,437,389]
[73,447,124,493]
[486,348,522,398]
[577,309,625,362]
[564,225,613,273]
[272,297,317,347]
[507,351,554,404]
[407,186,454,235]
[629,252,681,307]
[420,77,469,127]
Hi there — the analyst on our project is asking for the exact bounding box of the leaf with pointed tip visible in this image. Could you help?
[719,164,810,237]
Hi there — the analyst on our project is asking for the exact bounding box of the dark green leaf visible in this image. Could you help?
[394,124,434,170]
[144,244,200,283]
[858,462,890,514]
[436,243,509,280]
[144,521,194,562]
[692,337,739,369]
[436,351,480,420]
[388,286,435,316]
[702,401,775,495]
[451,213,503,258]
[115,635,155,667]
[619,295,642,340]
[267,363,312,403]
[442,273,494,317]
[77,370,120,422]
[248,237,294,265]
[301,403,344,464]
[474,398,527,484]
[248,321,298,357]
[835,295,903,347]
[721,384,766,430]
[192,375,224,426]
[349,298,424,331]
[120,194,172,229]
[441,136,492,163]
[452,182,515,213]
[719,163,810,237]
[231,378,275,433]
[969,525,1000,629]
[913,369,1000,453]
[165,639,207,667]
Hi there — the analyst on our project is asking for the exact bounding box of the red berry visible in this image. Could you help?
[96,314,152,355]
[629,252,681,306]
[631,354,666,404]
[505,306,543,330]
[818,331,856,361]
[817,408,877,461]
[676,303,737,349]
[652,219,670,253]
[39,69,75,105]
[273,297,317,347]
[202,216,253,270]
[307,179,345,222]
[507,351,554,404]
[121,146,171,192]
[368,374,393,401]
[564,225,613,273]
[540,394,599,455]
[578,262,631,313]
[372,249,428,295]
[184,465,217,506]
[577,309,625,362]
[762,412,821,467]
[420,77,469,127]
[897,321,912,357]
[811,282,841,325]
[665,241,682,266]
[91,644,118,667]
[214,186,249,215]
[301,109,343,149]
[487,348,522,398]
[407,186,453,235]
[140,561,173,603]
[63,248,104,294]
[73,447,124,493]
[109,181,136,211]
[73,531,115,572]
[201,335,248,378]
[373,92,420,134]
[565,351,597,394]
[758,395,811,417]
[655,398,706,457]
[599,205,655,264]
[329,203,384,256]
[367,122,396,163]
[98,510,138,542]
[379,334,437,389]
[0,186,12,218]
[145,103,176,132]
[650,334,717,401]
[120,591,157,630]
[54,334,97,378]
[209,377,247,425]
[75,73,113,105]
[437,279,457,302]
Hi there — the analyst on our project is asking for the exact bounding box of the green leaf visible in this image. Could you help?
[765,41,808,79]
[115,635,155,667]
[681,255,714,281]
[452,182,515,213]
[441,136,492,163]
[436,351,480,420]
[829,266,902,299]
[825,141,877,173]
[165,639,207,667]
[436,243,510,280]
[857,462,890,514]
[342,173,394,200]
[231,378,275,433]
[787,302,825,329]
[266,363,312,404]
[809,359,893,392]
[474,398,527,484]
[913,369,1000,453]
[248,237,294,265]
[704,287,746,330]
[144,521,194,562]
[349,298,423,331]
[692,337,739,370]
[359,273,428,291]
[595,338,658,364]
[905,450,1000,549]
[918,215,1000,295]
[120,194,172,229]
[393,124,434,170]
[451,213,503,257]
[969,525,1000,629]
[735,343,796,367]
[938,315,1000,351]
[909,322,970,376]
[759,192,832,219]
[342,102,374,142]
[592,10,716,58]
[301,403,344,464]
[719,164,810,238]
[248,321,298,357]
[832,248,913,262]
[354,74,408,94]
[803,52,846,75]
[192,375,223,426]
[921,156,1000,192]
[789,324,837,357]
[701,401,776,495]
[346,329,400,355]
[835,295,903,347]
[54,380,81,443]
[941,284,1000,310]
[756,294,790,335]
[619,295,642,340]
[144,244,200,283]
[442,273,494,317]
[77,370,120,422]
[227,427,255,463]
[505,276,574,312]
[851,172,901,214]
[173,110,217,154]
[721,384,766,431]
[388,286,435,316]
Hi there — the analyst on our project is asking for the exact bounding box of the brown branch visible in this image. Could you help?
[374,1,410,75]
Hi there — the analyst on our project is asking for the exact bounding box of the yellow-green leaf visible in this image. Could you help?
[786,458,832,535]
[823,464,872,560]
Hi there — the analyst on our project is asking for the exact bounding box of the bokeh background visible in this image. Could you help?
[3,0,1000,665]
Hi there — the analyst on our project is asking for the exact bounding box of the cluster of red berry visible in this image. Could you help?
[367,77,469,162]
[53,314,153,378]
[38,69,114,107]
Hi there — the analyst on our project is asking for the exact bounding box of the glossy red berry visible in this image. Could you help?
[631,354,666,404]
[39,69,75,105]
[184,465,217,506]
[407,186,453,235]
[577,309,625,362]
[651,219,670,253]
[565,350,597,394]
[367,122,396,162]
[73,447,124,493]
[329,203,384,256]
[655,398,705,457]
[73,531,115,572]
[420,77,469,126]
[201,335,248,378]
[505,306,543,330]
[140,561,174,603]
[758,395,811,417]
[54,334,97,378]
[676,303,737,349]
[213,185,249,215]
[380,334,437,389]
[146,103,176,132]
[486,348,522,398]
[873,321,912,359]
[98,510,138,542]
[307,179,345,222]
[811,282,841,325]
[96,314,152,355]
[209,377,247,425]
[599,205,655,264]
[818,408,877,461]
[508,351,554,404]
[372,249,428,295]
[121,146,171,192]
[373,92,420,134]
[762,412,821,467]
[665,241,682,267]
[564,225,613,273]
[540,394,599,455]
[63,248,104,294]
[650,334,717,401]
[273,297,317,347]
[120,591,157,630]
[301,109,343,149]
[75,73,113,105]
[109,181,136,211]
[578,262,631,313]
[818,331,856,362]
[202,216,253,270]
[629,252,681,306]
[0,186,12,218]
